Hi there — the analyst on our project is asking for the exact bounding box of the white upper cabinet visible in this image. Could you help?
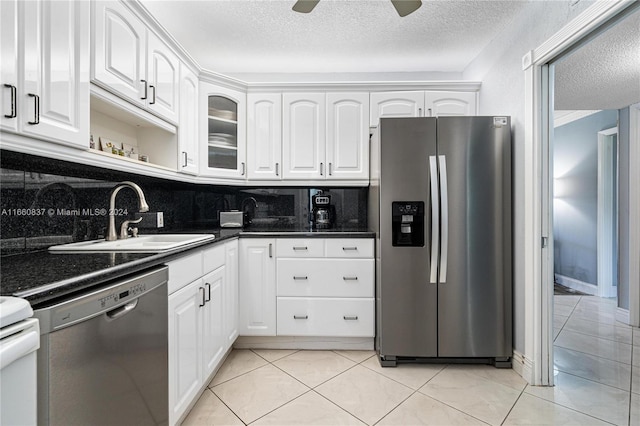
[282,93,326,180]
[1,0,18,132]
[178,63,199,175]
[92,0,179,124]
[146,32,179,123]
[2,0,89,147]
[326,92,370,180]
[247,93,282,180]
[200,82,247,179]
[424,91,477,117]
[370,90,477,126]
[92,1,146,107]
[370,91,424,126]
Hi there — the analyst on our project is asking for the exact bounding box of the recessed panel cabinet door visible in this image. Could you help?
[1,0,18,132]
[239,239,276,336]
[282,93,326,180]
[224,240,239,347]
[247,93,282,180]
[201,267,225,379]
[178,63,199,174]
[326,92,370,180]
[92,0,146,106]
[424,91,477,117]
[168,280,202,426]
[147,33,179,123]
[370,91,424,127]
[21,0,89,147]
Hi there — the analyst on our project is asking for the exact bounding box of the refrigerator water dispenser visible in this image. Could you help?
[392,202,424,246]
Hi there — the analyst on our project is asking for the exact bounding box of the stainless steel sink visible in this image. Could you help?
[48,234,215,253]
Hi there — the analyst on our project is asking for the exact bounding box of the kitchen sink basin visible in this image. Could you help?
[48,234,215,253]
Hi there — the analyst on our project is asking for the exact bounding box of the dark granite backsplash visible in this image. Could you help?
[0,150,368,255]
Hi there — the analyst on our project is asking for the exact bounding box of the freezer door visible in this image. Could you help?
[377,117,438,358]
[436,116,512,358]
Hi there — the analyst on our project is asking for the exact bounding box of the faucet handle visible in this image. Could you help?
[119,217,143,239]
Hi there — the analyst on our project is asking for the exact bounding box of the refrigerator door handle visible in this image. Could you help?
[438,155,449,283]
[429,155,439,284]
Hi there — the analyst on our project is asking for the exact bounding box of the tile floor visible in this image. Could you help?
[183,295,639,425]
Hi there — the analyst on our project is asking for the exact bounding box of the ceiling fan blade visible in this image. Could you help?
[292,0,320,14]
[390,0,422,17]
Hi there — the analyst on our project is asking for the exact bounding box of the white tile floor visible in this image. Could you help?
[182,295,639,425]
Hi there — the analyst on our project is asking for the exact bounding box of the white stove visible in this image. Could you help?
[0,296,40,425]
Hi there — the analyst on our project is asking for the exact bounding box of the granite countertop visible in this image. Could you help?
[1,226,374,307]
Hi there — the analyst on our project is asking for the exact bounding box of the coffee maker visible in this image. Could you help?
[311,192,335,229]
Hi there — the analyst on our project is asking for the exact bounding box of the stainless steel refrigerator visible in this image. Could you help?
[369,116,512,367]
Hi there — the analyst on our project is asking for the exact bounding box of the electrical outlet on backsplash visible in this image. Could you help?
[0,150,369,254]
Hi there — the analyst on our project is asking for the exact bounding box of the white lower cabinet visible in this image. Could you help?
[239,238,276,336]
[168,277,202,426]
[275,238,374,338]
[168,239,239,425]
[277,297,374,337]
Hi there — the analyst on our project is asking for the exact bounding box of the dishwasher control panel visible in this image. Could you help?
[34,267,168,332]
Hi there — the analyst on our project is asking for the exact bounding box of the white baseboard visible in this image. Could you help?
[555,274,597,296]
[616,307,630,325]
[512,350,535,385]
[234,336,374,350]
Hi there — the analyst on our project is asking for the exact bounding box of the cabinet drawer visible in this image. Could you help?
[277,259,374,297]
[325,239,374,258]
[202,243,225,273]
[277,297,374,337]
[276,239,324,258]
[167,252,204,295]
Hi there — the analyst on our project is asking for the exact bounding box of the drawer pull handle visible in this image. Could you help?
[293,276,308,280]
[293,246,308,251]
[343,276,358,281]
[342,247,358,251]
[343,315,358,321]
[294,315,308,320]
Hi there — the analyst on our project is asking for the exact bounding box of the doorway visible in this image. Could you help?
[523,1,640,387]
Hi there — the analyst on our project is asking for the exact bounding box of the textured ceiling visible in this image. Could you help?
[139,0,528,76]
[554,8,640,111]
[139,0,639,110]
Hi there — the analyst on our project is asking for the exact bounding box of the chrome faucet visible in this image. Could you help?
[105,181,149,241]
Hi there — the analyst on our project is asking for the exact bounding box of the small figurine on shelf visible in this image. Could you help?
[89,134,95,149]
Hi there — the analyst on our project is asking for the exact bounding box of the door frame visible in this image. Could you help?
[522,0,638,386]
[597,127,618,299]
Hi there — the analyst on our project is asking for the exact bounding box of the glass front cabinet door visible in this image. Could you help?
[200,82,246,179]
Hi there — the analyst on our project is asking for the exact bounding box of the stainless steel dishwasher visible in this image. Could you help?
[34,266,168,426]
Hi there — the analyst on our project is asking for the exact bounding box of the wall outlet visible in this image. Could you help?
[136,212,164,228]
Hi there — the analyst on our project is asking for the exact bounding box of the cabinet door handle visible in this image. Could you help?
[182,151,188,167]
[140,79,148,100]
[293,246,307,251]
[293,276,308,280]
[293,315,308,320]
[342,247,358,251]
[27,93,39,125]
[205,283,211,302]
[199,287,206,307]
[275,162,279,176]
[4,84,17,118]
[343,315,358,321]
[343,276,358,281]
[269,243,273,258]
[320,162,324,176]
[329,163,332,176]
[241,162,246,176]
[149,85,156,104]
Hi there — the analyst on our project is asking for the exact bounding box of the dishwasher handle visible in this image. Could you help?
[105,299,139,320]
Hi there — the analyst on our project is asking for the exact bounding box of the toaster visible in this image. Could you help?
[220,211,244,228]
